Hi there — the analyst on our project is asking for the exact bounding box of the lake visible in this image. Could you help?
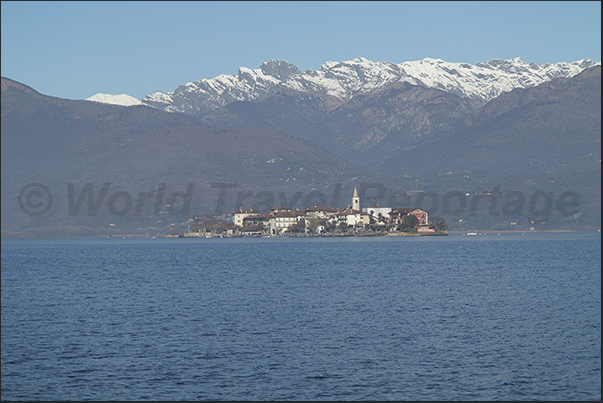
[1,232,601,400]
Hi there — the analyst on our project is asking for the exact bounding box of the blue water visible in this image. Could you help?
[1,233,601,401]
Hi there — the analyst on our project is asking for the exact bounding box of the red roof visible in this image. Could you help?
[390,208,427,215]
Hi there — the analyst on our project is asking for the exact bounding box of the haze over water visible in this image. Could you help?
[1,232,600,400]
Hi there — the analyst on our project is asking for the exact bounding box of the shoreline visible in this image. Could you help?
[448,229,582,234]
[3,229,600,241]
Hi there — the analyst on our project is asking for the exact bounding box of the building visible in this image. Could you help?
[363,204,392,222]
[351,186,360,211]
[336,207,371,227]
[268,210,304,235]
[417,225,435,233]
[228,187,436,236]
[233,209,260,226]
[389,208,429,225]
[304,206,340,219]
[242,214,271,228]
[271,207,292,214]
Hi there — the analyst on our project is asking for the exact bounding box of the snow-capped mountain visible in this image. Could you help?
[141,57,600,115]
[86,93,142,106]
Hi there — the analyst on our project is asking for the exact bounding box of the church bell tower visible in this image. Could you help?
[352,186,360,211]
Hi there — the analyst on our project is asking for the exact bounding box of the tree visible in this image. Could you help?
[399,214,419,231]
[338,221,350,232]
[324,221,338,233]
[430,216,448,232]
[288,218,306,233]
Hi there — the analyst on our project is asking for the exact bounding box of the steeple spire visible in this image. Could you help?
[352,186,360,211]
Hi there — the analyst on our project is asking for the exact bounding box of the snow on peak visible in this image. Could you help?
[141,57,601,115]
[260,59,301,80]
[86,93,142,106]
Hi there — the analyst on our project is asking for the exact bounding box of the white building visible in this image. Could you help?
[304,206,340,219]
[363,205,392,222]
[336,207,371,227]
[233,209,260,226]
[268,211,304,235]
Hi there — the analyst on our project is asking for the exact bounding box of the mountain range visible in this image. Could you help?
[2,57,601,238]
[140,57,598,113]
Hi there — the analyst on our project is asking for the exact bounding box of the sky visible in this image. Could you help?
[1,1,601,101]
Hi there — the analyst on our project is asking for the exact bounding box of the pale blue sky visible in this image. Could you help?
[1,1,601,100]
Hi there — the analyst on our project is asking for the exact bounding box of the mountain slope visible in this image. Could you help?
[377,66,601,176]
[2,61,600,236]
[144,56,600,168]
[1,77,356,237]
[285,82,476,164]
[372,66,601,231]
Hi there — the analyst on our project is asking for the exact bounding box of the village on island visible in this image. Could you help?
[174,187,448,238]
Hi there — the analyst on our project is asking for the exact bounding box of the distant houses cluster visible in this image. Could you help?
[229,187,436,237]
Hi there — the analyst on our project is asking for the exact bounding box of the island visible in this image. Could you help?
[174,187,448,238]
